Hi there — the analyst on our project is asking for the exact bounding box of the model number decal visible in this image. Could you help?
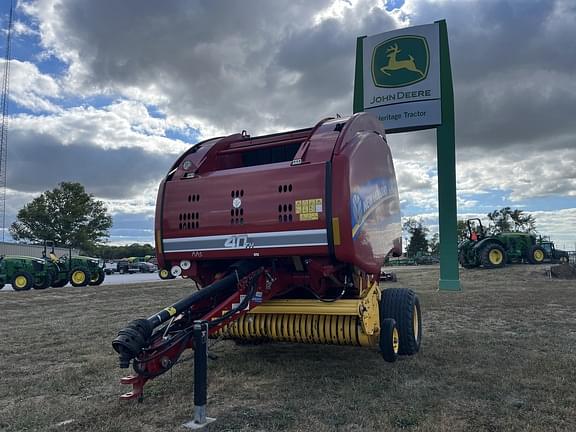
[224,235,255,249]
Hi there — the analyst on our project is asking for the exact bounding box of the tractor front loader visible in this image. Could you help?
[112,114,422,426]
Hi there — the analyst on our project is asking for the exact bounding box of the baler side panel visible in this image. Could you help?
[161,163,329,261]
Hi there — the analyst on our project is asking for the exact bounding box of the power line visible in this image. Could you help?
[0,0,14,241]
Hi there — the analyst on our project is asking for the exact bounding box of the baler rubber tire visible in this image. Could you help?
[480,243,507,268]
[379,318,399,363]
[33,273,52,290]
[381,288,422,356]
[527,245,545,264]
[89,269,105,286]
[12,271,33,291]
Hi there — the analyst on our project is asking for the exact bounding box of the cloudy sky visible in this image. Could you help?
[1,0,575,249]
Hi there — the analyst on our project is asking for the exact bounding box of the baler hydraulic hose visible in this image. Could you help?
[112,260,259,368]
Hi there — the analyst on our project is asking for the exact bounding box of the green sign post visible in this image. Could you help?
[353,20,460,291]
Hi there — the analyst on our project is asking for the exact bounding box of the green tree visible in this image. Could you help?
[487,207,536,234]
[87,243,155,260]
[403,218,429,258]
[428,232,440,256]
[457,219,469,242]
[10,182,113,250]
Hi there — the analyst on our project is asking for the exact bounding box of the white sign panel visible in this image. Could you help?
[362,23,441,132]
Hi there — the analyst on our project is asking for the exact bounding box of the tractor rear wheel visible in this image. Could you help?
[379,318,399,363]
[527,245,545,264]
[70,268,89,287]
[33,273,52,290]
[458,251,476,269]
[89,269,106,286]
[480,243,507,268]
[12,272,33,291]
[381,288,422,356]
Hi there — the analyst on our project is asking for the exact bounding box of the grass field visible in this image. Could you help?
[1,265,575,432]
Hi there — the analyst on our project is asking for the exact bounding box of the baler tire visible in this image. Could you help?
[12,272,33,291]
[479,243,506,268]
[70,268,89,287]
[559,256,569,264]
[381,288,422,356]
[89,269,105,286]
[379,318,399,363]
[527,245,545,264]
[33,273,52,290]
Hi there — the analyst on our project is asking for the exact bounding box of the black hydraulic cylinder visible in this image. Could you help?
[146,260,258,329]
[112,260,259,367]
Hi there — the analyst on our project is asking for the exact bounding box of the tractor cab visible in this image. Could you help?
[466,218,486,241]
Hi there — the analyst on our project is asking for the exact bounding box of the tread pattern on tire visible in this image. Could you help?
[527,245,545,264]
[480,243,506,268]
[381,288,421,356]
[379,318,398,363]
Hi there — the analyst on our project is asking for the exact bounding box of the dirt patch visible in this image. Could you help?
[1,266,575,431]
[550,263,576,279]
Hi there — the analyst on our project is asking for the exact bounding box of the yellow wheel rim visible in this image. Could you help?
[72,271,86,284]
[413,306,419,341]
[533,250,544,262]
[392,327,399,354]
[160,269,169,278]
[91,273,99,282]
[489,249,503,265]
[15,275,28,288]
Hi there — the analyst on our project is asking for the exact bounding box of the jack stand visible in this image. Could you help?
[183,321,216,430]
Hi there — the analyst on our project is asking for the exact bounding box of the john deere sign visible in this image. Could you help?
[372,36,429,88]
[353,20,461,291]
[354,23,441,133]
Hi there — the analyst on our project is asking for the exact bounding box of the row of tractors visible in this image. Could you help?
[458,219,569,269]
[0,244,105,291]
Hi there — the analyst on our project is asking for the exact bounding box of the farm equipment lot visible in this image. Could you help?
[1,266,574,432]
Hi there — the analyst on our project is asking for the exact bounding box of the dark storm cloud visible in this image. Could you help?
[36,0,576,150]
[8,129,174,199]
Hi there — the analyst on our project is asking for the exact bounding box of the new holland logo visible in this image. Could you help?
[371,35,429,88]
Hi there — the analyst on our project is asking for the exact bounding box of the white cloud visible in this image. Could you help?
[5,59,61,112]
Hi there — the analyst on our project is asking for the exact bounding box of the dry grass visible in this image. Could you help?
[1,265,575,431]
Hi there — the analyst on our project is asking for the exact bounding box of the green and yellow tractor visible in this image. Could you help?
[44,243,105,287]
[458,219,546,269]
[0,255,55,291]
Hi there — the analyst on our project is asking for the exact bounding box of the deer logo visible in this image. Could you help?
[371,36,429,88]
[380,43,425,77]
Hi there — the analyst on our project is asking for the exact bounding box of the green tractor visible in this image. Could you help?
[538,240,570,264]
[0,255,55,291]
[458,219,546,269]
[44,242,106,287]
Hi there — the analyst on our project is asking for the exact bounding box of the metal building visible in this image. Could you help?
[0,242,80,258]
